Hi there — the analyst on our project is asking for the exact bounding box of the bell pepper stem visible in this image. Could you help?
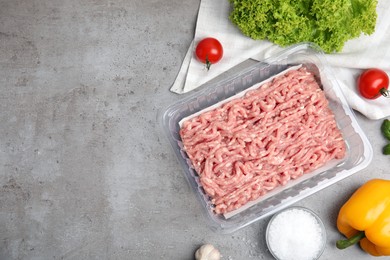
[336,231,366,249]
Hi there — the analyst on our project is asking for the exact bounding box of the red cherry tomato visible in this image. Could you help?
[357,68,390,99]
[195,37,223,70]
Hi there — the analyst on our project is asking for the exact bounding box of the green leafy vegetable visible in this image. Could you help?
[381,119,390,155]
[229,0,378,53]
[381,119,390,141]
[383,144,390,155]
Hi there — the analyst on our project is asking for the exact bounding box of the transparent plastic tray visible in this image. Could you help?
[161,43,372,233]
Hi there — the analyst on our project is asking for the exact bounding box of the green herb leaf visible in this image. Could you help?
[381,119,390,141]
[383,144,390,155]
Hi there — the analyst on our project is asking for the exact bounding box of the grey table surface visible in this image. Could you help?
[0,0,388,259]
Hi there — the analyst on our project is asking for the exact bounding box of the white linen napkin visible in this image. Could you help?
[171,0,390,120]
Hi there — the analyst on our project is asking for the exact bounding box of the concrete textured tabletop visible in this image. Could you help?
[0,0,388,259]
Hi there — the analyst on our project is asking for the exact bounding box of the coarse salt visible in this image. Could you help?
[266,207,325,260]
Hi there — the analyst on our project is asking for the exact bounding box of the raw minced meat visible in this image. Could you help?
[179,67,346,214]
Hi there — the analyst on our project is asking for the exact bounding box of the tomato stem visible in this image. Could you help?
[205,57,211,71]
[380,88,390,98]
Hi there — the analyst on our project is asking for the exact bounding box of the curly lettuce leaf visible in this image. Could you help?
[229,0,378,53]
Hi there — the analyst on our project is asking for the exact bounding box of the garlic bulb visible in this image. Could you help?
[195,244,221,260]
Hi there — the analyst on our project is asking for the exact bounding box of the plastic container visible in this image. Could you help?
[265,206,326,260]
[161,43,372,233]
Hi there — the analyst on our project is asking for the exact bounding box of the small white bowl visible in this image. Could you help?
[265,206,327,260]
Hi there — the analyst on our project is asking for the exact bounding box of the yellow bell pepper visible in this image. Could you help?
[336,179,390,256]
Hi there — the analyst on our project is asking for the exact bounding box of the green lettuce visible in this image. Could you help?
[229,0,378,53]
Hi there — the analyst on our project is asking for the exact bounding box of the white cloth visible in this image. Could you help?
[171,0,390,120]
